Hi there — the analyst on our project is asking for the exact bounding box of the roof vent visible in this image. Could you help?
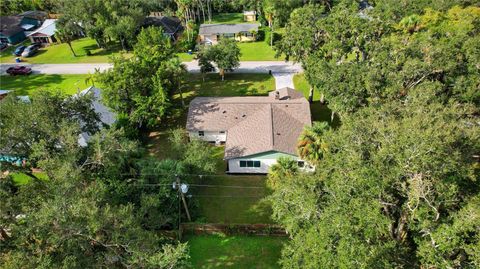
[242,114,246,117]
[274,91,280,100]
[285,104,288,107]
[222,110,227,113]
[276,132,281,135]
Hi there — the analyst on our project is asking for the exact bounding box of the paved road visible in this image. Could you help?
[0,61,303,75]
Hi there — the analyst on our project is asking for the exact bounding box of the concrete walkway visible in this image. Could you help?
[272,72,295,89]
[1,61,302,75]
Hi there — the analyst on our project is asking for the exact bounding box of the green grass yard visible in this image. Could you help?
[0,74,92,95]
[187,235,284,269]
[179,73,276,101]
[193,174,273,224]
[238,42,281,61]
[207,13,245,24]
[0,38,128,64]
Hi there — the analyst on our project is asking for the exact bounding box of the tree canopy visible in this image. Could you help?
[0,92,193,268]
[97,27,186,129]
[197,39,241,80]
[268,2,480,268]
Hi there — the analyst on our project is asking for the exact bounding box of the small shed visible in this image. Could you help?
[27,19,57,44]
[243,11,257,22]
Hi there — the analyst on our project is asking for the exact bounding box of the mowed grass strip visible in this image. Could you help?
[187,235,285,269]
[0,74,92,95]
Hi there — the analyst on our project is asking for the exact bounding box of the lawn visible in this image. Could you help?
[179,73,275,101]
[238,42,282,61]
[187,235,285,269]
[207,13,245,24]
[0,74,92,95]
[193,174,273,224]
[0,38,128,64]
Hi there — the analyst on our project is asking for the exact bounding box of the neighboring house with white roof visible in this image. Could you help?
[186,87,313,174]
[198,23,259,45]
[76,87,116,147]
[27,19,57,44]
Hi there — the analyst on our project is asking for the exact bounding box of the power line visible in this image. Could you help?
[191,195,266,198]
[130,183,266,189]
[121,172,266,178]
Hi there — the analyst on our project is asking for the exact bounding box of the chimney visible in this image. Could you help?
[274,91,280,100]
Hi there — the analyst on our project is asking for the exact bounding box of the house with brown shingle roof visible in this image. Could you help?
[186,87,312,173]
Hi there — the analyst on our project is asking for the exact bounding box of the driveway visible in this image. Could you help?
[1,61,302,75]
[272,72,295,89]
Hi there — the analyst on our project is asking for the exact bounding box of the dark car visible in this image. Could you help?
[6,66,32,75]
[21,43,41,57]
[13,45,26,56]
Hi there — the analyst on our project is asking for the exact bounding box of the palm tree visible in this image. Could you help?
[267,157,298,189]
[56,27,76,57]
[297,122,330,165]
[56,18,82,57]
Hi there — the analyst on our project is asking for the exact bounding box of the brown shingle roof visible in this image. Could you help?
[186,87,311,159]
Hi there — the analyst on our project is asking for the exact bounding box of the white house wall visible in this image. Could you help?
[227,157,279,173]
[227,151,315,174]
[189,131,226,143]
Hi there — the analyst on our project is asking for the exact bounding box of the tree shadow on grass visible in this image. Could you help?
[0,74,77,96]
[73,38,127,58]
[310,101,341,128]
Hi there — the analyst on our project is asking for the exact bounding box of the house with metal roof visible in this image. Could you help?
[76,87,116,147]
[27,19,57,44]
[198,23,259,45]
[186,87,313,174]
[0,15,42,44]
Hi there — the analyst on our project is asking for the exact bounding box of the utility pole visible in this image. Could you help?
[175,176,191,222]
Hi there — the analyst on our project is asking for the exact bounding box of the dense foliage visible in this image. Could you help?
[197,38,241,80]
[0,92,193,268]
[97,27,186,129]
[269,1,480,268]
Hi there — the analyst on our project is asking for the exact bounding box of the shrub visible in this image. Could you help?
[264,29,281,45]
[256,28,266,41]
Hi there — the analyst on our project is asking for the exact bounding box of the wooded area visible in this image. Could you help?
[1,0,479,268]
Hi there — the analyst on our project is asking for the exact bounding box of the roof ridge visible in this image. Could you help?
[269,103,274,149]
